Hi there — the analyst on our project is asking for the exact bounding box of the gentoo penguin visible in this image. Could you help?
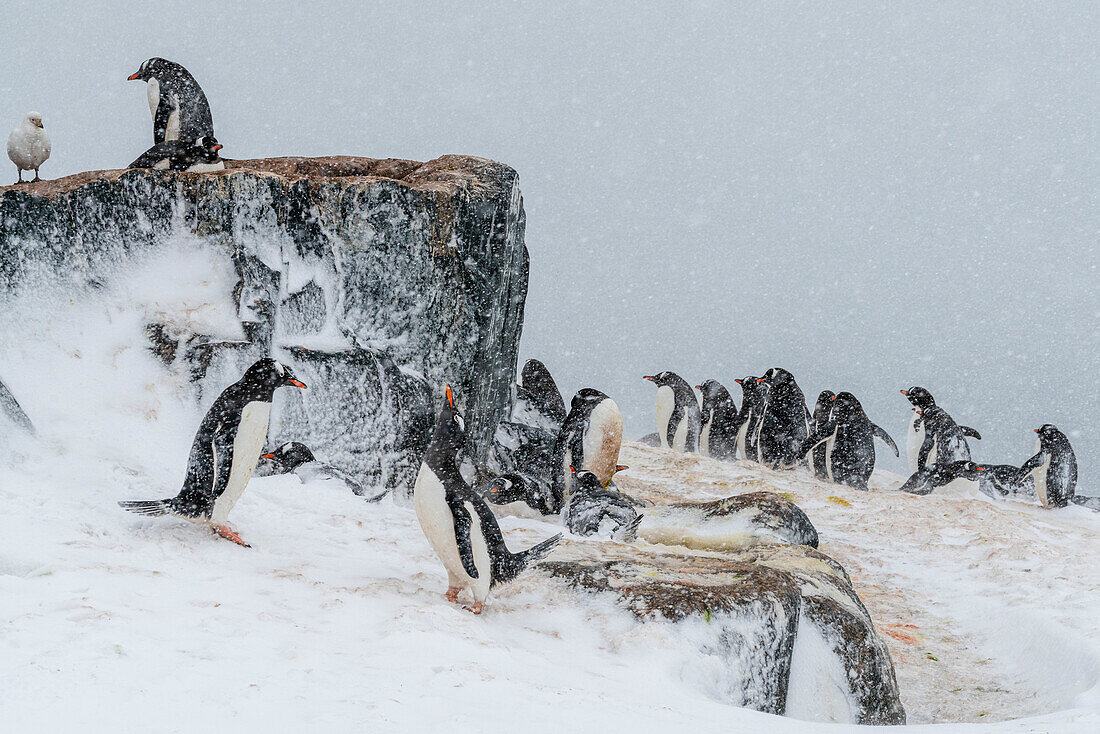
[0,375,35,435]
[798,391,898,490]
[258,441,388,502]
[7,112,50,183]
[128,58,215,144]
[550,388,623,512]
[809,390,835,480]
[563,467,642,542]
[1018,424,1078,508]
[484,472,556,515]
[129,136,225,172]
[643,371,701,452]
[900,387,980,472]
[970,463,1035,500]
[755,367,810,469]
[899,461,984,496]
[515,358,566,425]
[695,380,740,460]
[413,385,562,614]
[734,376,768,463]
[119,358,307,546]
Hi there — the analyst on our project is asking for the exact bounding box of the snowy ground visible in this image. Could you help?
[2,273,1099,731]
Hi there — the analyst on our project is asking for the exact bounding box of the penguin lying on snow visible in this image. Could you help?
[414,385,562,614]
[695,380,740,460]
[258,441,388,502]
[484,472,556,515]
[970,463,1035,500]
[643,371,701,452]
[119,358,307,547]
[130,136,224,172]
[550,388,623,513]
[128,57,215,144]
[564,467,642,542]
[798,391,898,490]
[899,461,985,496]
[900,387,980,472]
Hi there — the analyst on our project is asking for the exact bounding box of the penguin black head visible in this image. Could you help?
[192,136,224,162]
[758,367,795,388]
[735,375,768,401]
[829,391,864,418]
[485,473,538,505]
[642,371,680,387]
[695,379,730,400]
[901,387,935,409]
[814,390,836,411]
[260,441,315,473]
[569,466,607,494]
[570,387,608,411]
[955,461,985,480]
[240,358,307,398]
[1034,424,1067,447]
[429,384,466,452]
[128,57,175,82]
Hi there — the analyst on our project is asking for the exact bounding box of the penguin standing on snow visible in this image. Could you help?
[258,441,388,502]
[129,136,224,172]
[1018,424,1078,508]
[413,385,562,614]
[900,387,981,472]
[128,57,215,144]
[119,358,307,546]
[550,388,623,513]
[798,391,898,490]
[643,372,701,452]
[809,390,836,480]
[564,467,642,541]
[734,376,768,463]
[755,368,811,468]
[695,380,740,460]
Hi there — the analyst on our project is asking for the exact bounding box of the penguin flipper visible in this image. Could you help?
[960,426,982,440]
[153,98,174,144]
[917,432,935,471]
[872,424,900,457]
[1071,495,1100,512]
[1017,452,1045,481]
[451,505,479,579]
[797,425,832,460]
[0,377,35,435]
[666,403,686,449]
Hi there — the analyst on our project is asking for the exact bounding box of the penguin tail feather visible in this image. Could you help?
[519,533,563,568]
[616,514,644,543]
[118,499,173,517]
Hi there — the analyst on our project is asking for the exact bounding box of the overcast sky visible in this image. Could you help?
[2,1,1097,489]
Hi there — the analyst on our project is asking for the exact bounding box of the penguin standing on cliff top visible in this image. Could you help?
[695,380,740,461]
[129,136,224,172]
[119,358,307,547]
[550,388,623,512]
[128,57,215,144]
[755,368,810,468]
[643,371,701,452]
[1018,424,1079,509]
[900,387,981,472]
[798,391,898,490]
[734,376,768,463]
[414,385,562,614]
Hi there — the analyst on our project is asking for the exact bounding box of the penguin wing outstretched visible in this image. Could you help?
[450,499,480,579]
[960,426,982,440]
[872,423,900,457]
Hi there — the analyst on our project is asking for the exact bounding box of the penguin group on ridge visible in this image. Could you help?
[638,367,1089,509]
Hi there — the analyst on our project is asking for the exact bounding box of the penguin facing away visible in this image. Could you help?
[734,376,768,463]
[119,358,307,547]
[643,371,701,452]
[810,390,836,480]
[128,57,215,144]
[1018,424,1078,508]
[129,135,224,172]
[564,467,642,542]
[550,388,623,513]
[516,359,567,425]
[755,367,810,469]
[799,391,898,490]
[413,385,562,614]
[258,441,388,502]
[695,380,741,461]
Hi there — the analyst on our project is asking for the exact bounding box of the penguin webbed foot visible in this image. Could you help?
[463,602,483,615]
[212,524,251,548]
[444,587,460,604]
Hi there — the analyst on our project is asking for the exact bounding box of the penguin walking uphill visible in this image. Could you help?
[1018,424,1079,509]
[550,388,623,513]
[414,385,562,614]
[755,367,810,469]
[119,358,307,546]
[734,376,768,463]
[129,136,225,172]
[900,387,981,473]
[798,391,898,490]
[643,371,701,452]
[695,379,740,460]
[128,57,215,144]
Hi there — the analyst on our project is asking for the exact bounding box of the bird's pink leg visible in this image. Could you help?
[212,524,251,547]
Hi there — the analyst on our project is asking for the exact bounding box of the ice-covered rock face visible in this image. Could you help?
[0,156,528,495]
[542,540,905,725]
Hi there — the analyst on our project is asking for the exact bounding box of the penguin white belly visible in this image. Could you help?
[211,401,271,524]
[414,466,474,586]
[153,158,171,170]
[147,78,160,119]
[655,387,674,449]
[1032,452,1052,507]
[824,428,839,483]
[736,411,751,459]
[464,501,493,603]
[906,413,923,473]
[186,160,225,173]
[672,417,690,452]
[700,414,712,456]
[166,93,181,141]
[582,399,623,485]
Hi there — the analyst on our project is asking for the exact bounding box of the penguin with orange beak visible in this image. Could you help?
[128,57,214,144]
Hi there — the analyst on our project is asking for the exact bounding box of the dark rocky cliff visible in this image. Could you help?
[0,156,528,494]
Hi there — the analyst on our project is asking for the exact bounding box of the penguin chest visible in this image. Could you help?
[413,466,492,595]
[147,78,160,119]
[1033,453,1053,507]
[655,387,675,449]
[186,160,226,173]
[700,411,712,456]
[581,399,623,485]
[906,413,923,473]
[211,401,271,524]
[824,427,840,482]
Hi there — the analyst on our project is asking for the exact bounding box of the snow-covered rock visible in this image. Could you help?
[642,491,820,550]
[0,156,528,495]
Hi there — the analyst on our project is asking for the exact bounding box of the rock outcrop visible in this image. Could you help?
[641,491,820,550]
[0,156,528,494]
